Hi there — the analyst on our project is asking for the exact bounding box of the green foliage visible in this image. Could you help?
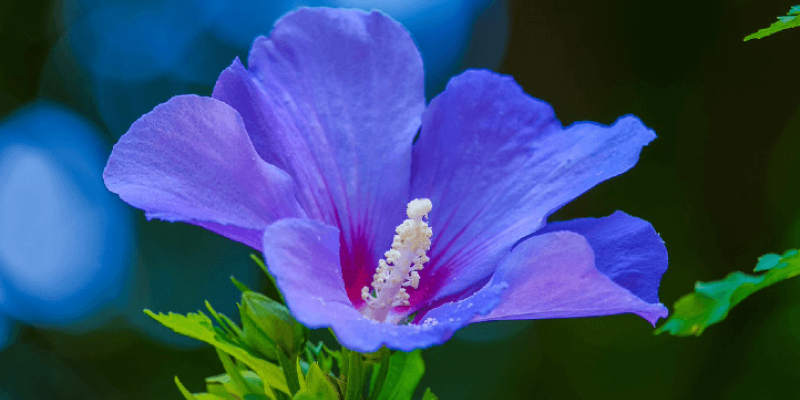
[302,363,340,399]
[342,349,366,400]
[145,308,290,395]
[147,258,433,400]
[369,351,425,400]
[175,376,198,400]
[655,249,800,336]
[241,291,308,361]
[368,349,391,400]
[421,389,438,400]
[744,6,800,41]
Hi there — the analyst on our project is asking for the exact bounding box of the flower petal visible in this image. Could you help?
[103,95,304,250]
[536,211,668,304]
[213,8,425,305]
[262,218,506,352]
[472,231,667,326]
[410,69,655,303]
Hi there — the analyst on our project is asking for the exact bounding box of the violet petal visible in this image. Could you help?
[536,211,668,304]
[472,231,668,326]
[411,69,655,303]
[103,95,304,250]
[213,8,426,305]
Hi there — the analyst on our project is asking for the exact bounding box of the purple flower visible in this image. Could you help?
[103,7,668,352]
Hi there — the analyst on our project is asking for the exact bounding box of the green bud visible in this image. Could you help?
[239,292,308,361]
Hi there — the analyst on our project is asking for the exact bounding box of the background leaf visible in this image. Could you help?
[744,5,800,41]
[655,249,800,336]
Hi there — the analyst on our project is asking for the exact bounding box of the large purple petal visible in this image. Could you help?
[262,219,506,352]
[536,211,668,304]
[410,69,655,303]
[103,95,304,250]
[472,231,667,326]
[214,8,425,305]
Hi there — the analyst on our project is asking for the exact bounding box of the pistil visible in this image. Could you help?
[361,198,432,322]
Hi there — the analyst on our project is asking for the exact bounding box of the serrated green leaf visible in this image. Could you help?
[421,388,438,400]
[373,350,424,400]
[655,249,800,336]
[216,348,265,395]
[744,6,800,41]
[145,309,289,394]
[206,301,244,344]
[206,371,266,400]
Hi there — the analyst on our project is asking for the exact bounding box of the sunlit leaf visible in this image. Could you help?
[145,309,289,394]
[744,6,800,41]
[655,249,800,336]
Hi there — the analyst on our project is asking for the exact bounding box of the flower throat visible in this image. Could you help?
[360,198,433,323]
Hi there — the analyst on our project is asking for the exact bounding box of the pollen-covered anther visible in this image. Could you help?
[361,198,433,323]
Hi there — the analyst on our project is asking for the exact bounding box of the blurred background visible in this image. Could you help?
[1,0,799,398]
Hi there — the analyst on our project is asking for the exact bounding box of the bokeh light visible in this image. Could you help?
[0,102,134,336]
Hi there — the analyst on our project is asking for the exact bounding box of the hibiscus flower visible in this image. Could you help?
[104,7,668,352]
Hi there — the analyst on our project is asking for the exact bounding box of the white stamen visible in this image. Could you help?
[361,198,432,322]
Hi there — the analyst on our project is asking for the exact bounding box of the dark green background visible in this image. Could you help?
[2,0,800,398]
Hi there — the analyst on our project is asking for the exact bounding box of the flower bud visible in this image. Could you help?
[239,292,307,361]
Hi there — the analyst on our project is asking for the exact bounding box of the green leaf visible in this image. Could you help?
[232,275,253,293]
[277,347,302,396]
[296,358,308,393]
[367,349,390,400]
[216,348,265,395]
[343,349,365,400]
[320,345,339,374]
[145,309,289,394]
[744,6,800,41]
[206,371,265,400]
[251,254,286,304]
[655,249,800,336]
[194,395,233,400]
[373,350,424,400]
[176,376,198,400]
[293,393,327,400]
[206,301,244,345]
[304,363,339,400]
[240,292,308,362]
[421,388,438,400]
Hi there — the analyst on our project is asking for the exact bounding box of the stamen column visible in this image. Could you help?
[361,198,432,322]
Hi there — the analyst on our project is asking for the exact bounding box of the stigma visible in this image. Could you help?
[360,198,433,323]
